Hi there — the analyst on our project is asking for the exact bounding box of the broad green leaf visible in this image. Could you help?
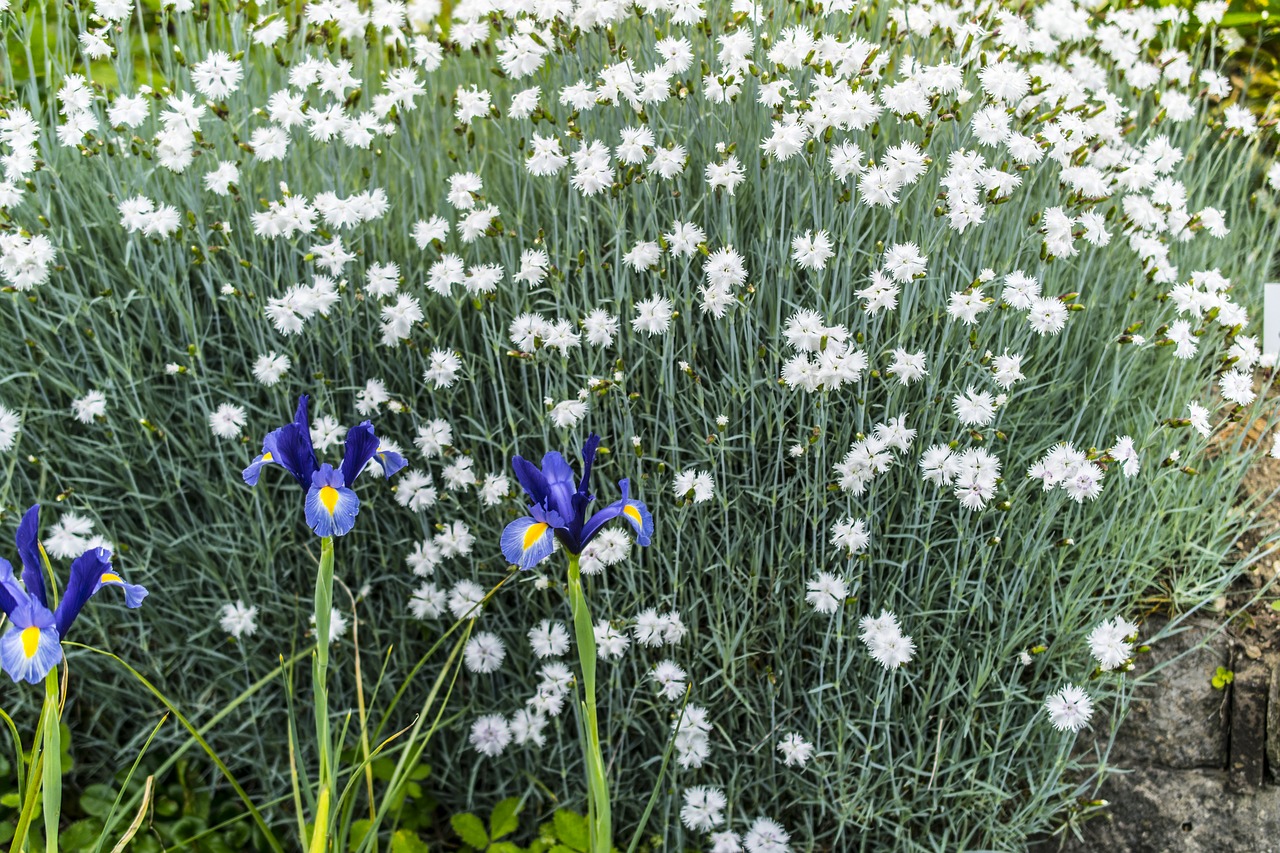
[552,810,588,851]
[452,812,489,848]
[349,819,372,851]
[489,843,523,853]
[57,818,103,850]
[78,783,117,818]
[489,797,520,840]
[390,830,431,853]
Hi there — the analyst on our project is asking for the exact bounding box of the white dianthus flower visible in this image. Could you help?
[219,600,258,638]
[469,714,511,757]
[1044,684,1093,733]
[680,786,727,833]
[777,733,814,767]
[464,632,506,673]
[208,403,246,439]
[744,816,791,853]
[71,390,107,424]
[528,620,570,658]
[632,295,674,336]
[0,404,21,452]
[805,573,848,614]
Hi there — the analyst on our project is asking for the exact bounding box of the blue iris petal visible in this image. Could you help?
[266,396,320,488]
[539,451,579,526]
[511,456,551,507]
[582,479,654,546]
[93,573,149,609]
[15,505,46,609]
[54,547,114,637]
[506,435,653,557]
[0,599,61,684]
[0,557,24,620]
[304,464,360,538]
[339,421,381,487]
[501,516,556,569]
[242,432,282,486]
[245,397,404,538]
[376,447,408,478]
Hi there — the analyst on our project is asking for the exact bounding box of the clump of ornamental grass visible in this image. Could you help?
[1,0,1279,848]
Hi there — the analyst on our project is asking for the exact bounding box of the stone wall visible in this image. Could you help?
[1045,617,1280,852]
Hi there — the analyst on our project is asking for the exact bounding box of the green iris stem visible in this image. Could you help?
[567,553,611,853]
[311,536,336,851]
[40,670,61,853]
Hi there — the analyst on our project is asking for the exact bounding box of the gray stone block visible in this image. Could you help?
[1106,618,1231,770]
[1054,767,1280,853]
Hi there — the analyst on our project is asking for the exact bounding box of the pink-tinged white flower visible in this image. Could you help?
[209,403,247,439]
[1109,436,1140,477]
[469,714,511,757]
[423,349,462,388]
[673,470,715,503]
[859,609,915,670]
[1088,617,1138,671]
[1028,297,1069,335]
[887,349,928,384]
[593,619,630,659]
[624,241,662,272]
[882,242,927,282]
[71,390,106,424]
[252,352,290,386]
[219,600,258,638]
[830,516,870,554]
[650,659,687,701]
[1219,369,1255,406]
[1002,271,1040,310]
[992,352,1025,388]
[0,404,19,452]
[1044,684,1094,732]
[190,51,243,100]
[953,387,997,427]
[464,632,506,673]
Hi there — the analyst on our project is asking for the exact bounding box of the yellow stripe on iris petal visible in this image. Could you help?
[623,505,643,525]
[263,451,273,461]
[20,626,40,659]
[319,486,340,514]
[523,522,549,550]
[100,572,122,584]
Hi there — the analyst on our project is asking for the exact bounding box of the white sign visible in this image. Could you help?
[1266,283,1280,358]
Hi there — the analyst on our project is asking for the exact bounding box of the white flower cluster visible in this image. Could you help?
[1045,615,1142,733]
[16,0,1280,841]
[780,309,867,393]
[1027,438,1139,503]
[858,610,916,670]
[919,446,1003,511]
[833,416,915,495]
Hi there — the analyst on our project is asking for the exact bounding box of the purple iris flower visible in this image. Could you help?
[243,395,407,537]
[501,434,653,569]
[0,505,147,684]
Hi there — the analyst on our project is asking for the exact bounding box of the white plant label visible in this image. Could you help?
[1266,283,1280,358]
